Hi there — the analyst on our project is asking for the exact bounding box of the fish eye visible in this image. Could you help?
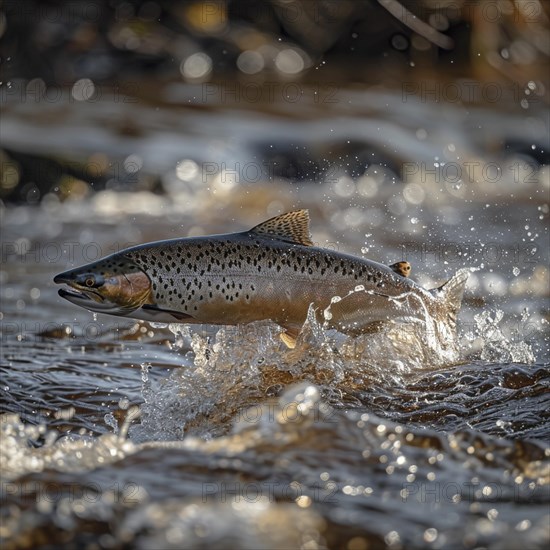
[79,274,104,288]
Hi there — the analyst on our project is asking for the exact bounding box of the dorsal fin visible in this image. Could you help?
[249,210,313,246]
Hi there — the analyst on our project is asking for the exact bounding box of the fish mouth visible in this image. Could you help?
[57,284,104,303]
[57,286,126,314]
[57,282,142,316]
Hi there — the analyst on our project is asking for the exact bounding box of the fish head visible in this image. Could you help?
[54,255,153,316]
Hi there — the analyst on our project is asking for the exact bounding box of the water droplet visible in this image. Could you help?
[104,413,118,434]
[141,363,151,383]
[118,397,130,410]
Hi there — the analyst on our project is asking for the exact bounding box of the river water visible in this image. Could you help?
[1,84,549,549]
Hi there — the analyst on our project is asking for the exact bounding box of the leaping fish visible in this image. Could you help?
[54,210,468,348]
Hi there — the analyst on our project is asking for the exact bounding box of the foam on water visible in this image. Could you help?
[127,279,542,444]
[1,382,548,548]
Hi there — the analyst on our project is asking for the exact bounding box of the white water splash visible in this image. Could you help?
[467,310,536,364]
[320,281,462,370]
[0,414,137,481]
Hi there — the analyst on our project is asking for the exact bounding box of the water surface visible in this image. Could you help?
[1,86,549,549]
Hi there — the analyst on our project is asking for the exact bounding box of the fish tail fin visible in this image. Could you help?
[430,268,470,329]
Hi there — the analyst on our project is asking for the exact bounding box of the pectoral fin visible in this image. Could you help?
[134,304,196,323]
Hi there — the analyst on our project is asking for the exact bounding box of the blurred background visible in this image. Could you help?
[2,0,549,345]
[1,0,548,204]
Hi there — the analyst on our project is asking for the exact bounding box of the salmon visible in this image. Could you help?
[54,210,468,348]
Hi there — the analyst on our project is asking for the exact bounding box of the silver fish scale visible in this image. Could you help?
[54,211,468,342]
[125,233,416,322]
